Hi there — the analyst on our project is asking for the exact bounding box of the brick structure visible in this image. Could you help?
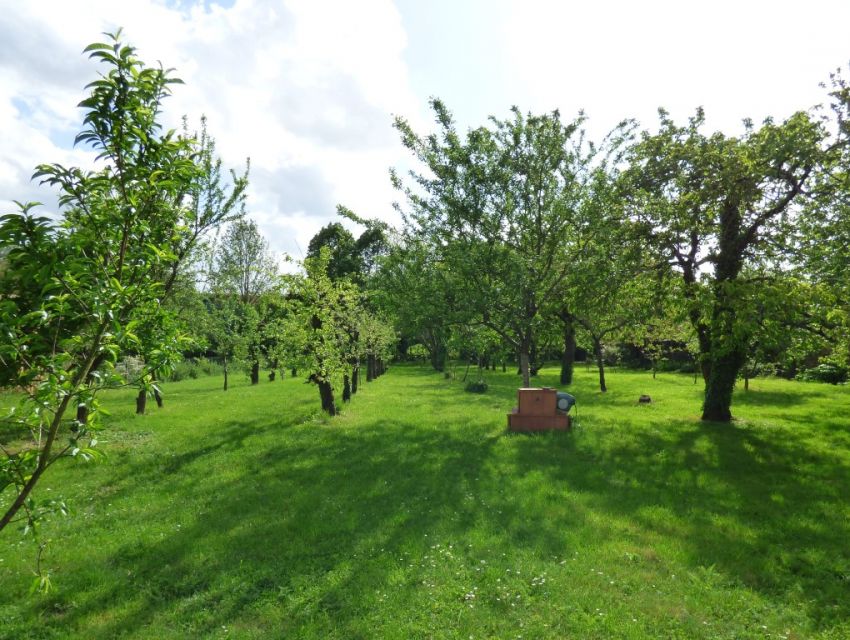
[508,387,570,432]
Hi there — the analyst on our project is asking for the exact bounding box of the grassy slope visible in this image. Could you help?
[0,365,848,639]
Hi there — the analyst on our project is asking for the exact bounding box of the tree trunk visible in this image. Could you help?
[529,339,540,377]
[593,337,607,393]
[744,375,749,391]
[462,360,471,382]
[223,357,229,391]
[519,349,531,388]
[429,343,447,372]
[154,386,163,408]
[136,389,147,414]
[700,229,747,422]
[343,375,352,402]
[250,361,260,385]
[291,367,297,378]
[702,350,744,421]
[367,355,375,382]
[317,379,337,416]
[560,321,576,385]
[352,366,359,394]
[268,370,276,381]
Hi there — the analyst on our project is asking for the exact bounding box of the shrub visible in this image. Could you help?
[797,363,848,384]
[165,358,223,381]
[408,344,429,362]
[169,360,201,382]
[197,357,224,377]
[465,380,488,393]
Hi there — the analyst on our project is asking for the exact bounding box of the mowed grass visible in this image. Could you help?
[1,364,849,639]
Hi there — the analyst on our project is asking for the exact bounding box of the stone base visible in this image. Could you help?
[508,410,570,432]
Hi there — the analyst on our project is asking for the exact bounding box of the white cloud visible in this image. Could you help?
[0,0,420,260]
[501,0,850,138]
[5,0,849,261]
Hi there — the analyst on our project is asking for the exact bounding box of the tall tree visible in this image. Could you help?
[285,249,361,415]
[371,237,455,372]
[306,222,359,281]
[625,102,848,421]
[133,119,248,412]
[213,218,277,304]
[393,101,589,387]
[799,70,850,369]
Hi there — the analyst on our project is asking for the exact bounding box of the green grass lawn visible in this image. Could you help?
[1,364,848,639]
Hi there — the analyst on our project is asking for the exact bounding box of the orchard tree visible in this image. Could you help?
[393,101,590,387]
[307,208,390,285]
[625,100,848,421]
[358,312,396,386]
[372,237,456,372]
[799,70,850,369]
[133,119,248,412]
[213,218,277,304]
[206,218,277,384]
[552,137,650,392]
[286,249,361,415]
[0,33,240,541]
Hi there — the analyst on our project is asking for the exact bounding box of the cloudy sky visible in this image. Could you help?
[2,0,849,261]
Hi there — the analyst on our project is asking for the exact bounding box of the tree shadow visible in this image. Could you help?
[733,388,824,408]
[13,367,849,637]
[510,415,850,629]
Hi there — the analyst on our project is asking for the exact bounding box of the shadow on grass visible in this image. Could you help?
[18,366,850,638]
[43,421,518,637]
[510,416,850,630]
[733,388,824,408]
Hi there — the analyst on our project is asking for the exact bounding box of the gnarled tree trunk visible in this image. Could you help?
[312,376,337,416]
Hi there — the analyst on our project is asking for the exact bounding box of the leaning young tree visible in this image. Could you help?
[626,97,849,421]
[0,33,241,542]
[126,114,248,413]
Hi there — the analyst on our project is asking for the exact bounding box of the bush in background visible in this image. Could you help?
[797,363,848,384]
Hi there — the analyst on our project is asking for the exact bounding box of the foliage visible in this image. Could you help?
[393,101,590,387]
[624,98,848,421]
[306,208,389,284]
[797,363,848,384]
[211,218,277,304]
[284,249,362,414]
[406,343,429,362]
[372,237,453,372]
[0,32,240,546]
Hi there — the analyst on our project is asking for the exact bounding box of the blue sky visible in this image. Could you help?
[2,0,849,261]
